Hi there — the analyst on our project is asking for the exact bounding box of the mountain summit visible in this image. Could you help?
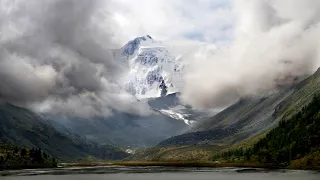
[121,35,156,58]
[117,35,184,99]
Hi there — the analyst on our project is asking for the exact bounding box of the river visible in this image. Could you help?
[1,166,319,180]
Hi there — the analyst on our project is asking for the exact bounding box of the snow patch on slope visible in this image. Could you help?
[159,109,196,126]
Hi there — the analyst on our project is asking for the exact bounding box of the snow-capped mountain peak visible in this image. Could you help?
[121,35,160,58]
[117,35,185,99]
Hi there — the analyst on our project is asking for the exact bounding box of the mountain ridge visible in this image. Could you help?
[0,103,128,161]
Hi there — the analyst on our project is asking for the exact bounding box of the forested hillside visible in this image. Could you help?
[0,143,57,170]
[213,94,320,169]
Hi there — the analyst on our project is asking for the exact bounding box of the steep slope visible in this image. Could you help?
[273,69,320,119]
[160,70,320,145]
[0,103,128,161]
[129,68,320,160]
[213,94,320,169]
[159,69,320,146]
[158,88,295,146]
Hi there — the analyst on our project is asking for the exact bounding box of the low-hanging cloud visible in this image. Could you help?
[180,0,320,109]
[2,0,319,116]
[0,0,151,117]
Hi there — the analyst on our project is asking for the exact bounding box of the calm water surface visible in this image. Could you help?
[1,166,319,180]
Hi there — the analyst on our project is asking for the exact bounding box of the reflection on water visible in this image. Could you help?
[1,166,319,180]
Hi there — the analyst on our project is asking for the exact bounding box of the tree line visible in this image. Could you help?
[0,143,57,170]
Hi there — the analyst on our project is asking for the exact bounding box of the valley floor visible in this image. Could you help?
[58,161,314,170]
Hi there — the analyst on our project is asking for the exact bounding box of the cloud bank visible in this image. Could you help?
[0,0,151,117]
[180,0,320,109]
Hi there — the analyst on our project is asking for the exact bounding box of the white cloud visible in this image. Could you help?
[0,0,153,117]
[180,0,320,109]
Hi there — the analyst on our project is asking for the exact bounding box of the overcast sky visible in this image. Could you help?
[0,0,236,117]
[1,0,320,116]
[108,0,234,45]
[108,0,320,109]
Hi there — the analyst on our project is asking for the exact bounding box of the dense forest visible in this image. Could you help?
[0,143,57,170]
[213,94,320,169]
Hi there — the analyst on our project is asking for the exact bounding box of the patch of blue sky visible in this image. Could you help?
[184,32,204,41]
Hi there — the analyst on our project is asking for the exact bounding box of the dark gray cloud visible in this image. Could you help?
[0,0,151,117]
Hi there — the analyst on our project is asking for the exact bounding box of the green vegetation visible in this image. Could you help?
[289,151,320,170]
[213,94,320,170]
[0,143,57,170]
[275,70,320,120]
